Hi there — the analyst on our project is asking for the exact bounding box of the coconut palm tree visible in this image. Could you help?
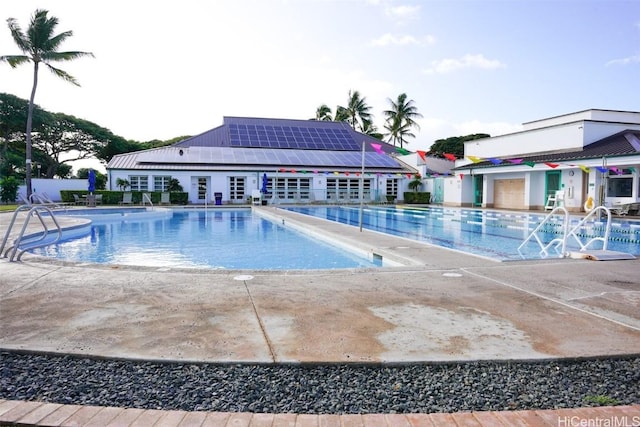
[383,93,423,149]
[1,9,93,197]
[312,104,333,121]
[337,90,373,133]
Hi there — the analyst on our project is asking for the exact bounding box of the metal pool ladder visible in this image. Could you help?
[517,206,614,259]
[0,205,62,262]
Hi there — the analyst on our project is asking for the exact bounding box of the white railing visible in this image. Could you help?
[518,206,613,259]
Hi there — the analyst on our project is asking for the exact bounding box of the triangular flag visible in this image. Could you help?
[466,155,483,163]
[610,166,622,175]
[596,166,608,173]
[406,173,413,179]
[489,158,502,165]
[578,165,591,173]
[507,158,523,164]
[459,174,464,180]
[443,153,457,161]
[417,150,427,161]
[628,166,636,173]
[395,147,410,155]
[370,143,384,154]
[544,162,559,169]
[523,161,536,168]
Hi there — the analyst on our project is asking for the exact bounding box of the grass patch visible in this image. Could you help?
[583,395,620,406]
[0,205,18,212]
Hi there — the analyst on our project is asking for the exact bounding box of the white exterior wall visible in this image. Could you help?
[108,169,406,204]
[18,178,88,201]
[464,123,584,160]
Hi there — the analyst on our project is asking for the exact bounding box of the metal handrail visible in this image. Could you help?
[1,205,63,262]
[518,205,614,259]
[565,206,611,252]
[517,206,570,258]
[142,193,154,208]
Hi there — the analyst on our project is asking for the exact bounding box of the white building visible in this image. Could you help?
[107,117,417,205]
[420,109,640,212]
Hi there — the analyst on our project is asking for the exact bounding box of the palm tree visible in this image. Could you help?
[312,104,333,121]
[383,93,423,149]
[337,90,373,133]
[1,9,93,197]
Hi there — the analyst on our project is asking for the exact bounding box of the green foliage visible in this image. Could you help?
[0,175,19,203]
[403,192,430,204]
[60,190,188,205]
[167,178,183,192]
[430,134,490,158]
[583,395,620,406]
[76,168,107,190]
[408,175,423,192]
[115,178,130,191]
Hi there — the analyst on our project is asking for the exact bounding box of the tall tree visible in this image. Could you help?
[337,90,373,133]
[383,93,423,149]
[312,104,333,121]
[1,9,93,197]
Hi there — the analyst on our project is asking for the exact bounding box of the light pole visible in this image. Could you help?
[37,163,41,178]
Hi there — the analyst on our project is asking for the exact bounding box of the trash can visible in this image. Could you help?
[214,192,223,205]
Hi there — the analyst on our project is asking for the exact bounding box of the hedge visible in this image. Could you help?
[60,190,189,205]
[403,192,431,204]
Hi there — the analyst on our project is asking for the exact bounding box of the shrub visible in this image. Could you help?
[0,176,20,203]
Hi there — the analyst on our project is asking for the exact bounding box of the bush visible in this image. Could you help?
[60,190,188,205]
[0,176,20,203]
[403,192,430,204]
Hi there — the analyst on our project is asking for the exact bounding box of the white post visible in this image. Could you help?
[359,141,365,232]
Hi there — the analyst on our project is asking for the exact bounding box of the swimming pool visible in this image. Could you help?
[32,209,381,270]
[283,206,640,261]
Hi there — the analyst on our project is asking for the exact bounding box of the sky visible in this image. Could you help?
[1,0,639,173]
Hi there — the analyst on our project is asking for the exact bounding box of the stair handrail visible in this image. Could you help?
[1,205,63,262]
[517,206,570,258]
[565,206,611,252]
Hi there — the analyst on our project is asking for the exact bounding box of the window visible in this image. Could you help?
[607,169,634,197]
[386,179,399,197]
[607,177,633,197]
[229,176,246,201]
[327,178,371,201]
[129,175,148,191]
[267,177,311,200]
[154,176,172,192]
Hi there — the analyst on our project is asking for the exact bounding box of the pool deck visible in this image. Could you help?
[1,205,639,426]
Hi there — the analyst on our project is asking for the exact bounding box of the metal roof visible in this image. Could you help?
[107,117,415,173]
[456,130,640,170]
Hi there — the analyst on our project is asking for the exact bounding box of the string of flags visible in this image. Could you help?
[271,143,636,179]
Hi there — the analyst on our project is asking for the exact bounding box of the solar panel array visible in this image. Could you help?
[228,124,359,151]
[135,146,401,169]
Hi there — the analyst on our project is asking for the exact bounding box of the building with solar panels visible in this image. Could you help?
[106,117,418,204]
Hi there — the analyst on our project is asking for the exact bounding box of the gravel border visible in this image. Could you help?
[1,351,638,414]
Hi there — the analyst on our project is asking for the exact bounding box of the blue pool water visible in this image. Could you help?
[32,209,379,270]
[284,206,640,261]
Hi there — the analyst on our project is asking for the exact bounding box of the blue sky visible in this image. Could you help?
[1,0,638,163]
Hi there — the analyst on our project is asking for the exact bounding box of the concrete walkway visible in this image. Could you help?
[1,206,639,425]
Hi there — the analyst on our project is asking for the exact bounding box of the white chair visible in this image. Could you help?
[545,190,564,210]
[251,190,262,206]
[160,192,170,205]
[120,192,133,205]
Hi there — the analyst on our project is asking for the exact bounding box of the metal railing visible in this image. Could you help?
[0,205,63,262]
[518,206,613,259]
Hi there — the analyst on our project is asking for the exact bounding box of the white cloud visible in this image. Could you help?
[370,33,435,47]
[385,4,421,21]
[605,55,640,66]
[423,54,506,74]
